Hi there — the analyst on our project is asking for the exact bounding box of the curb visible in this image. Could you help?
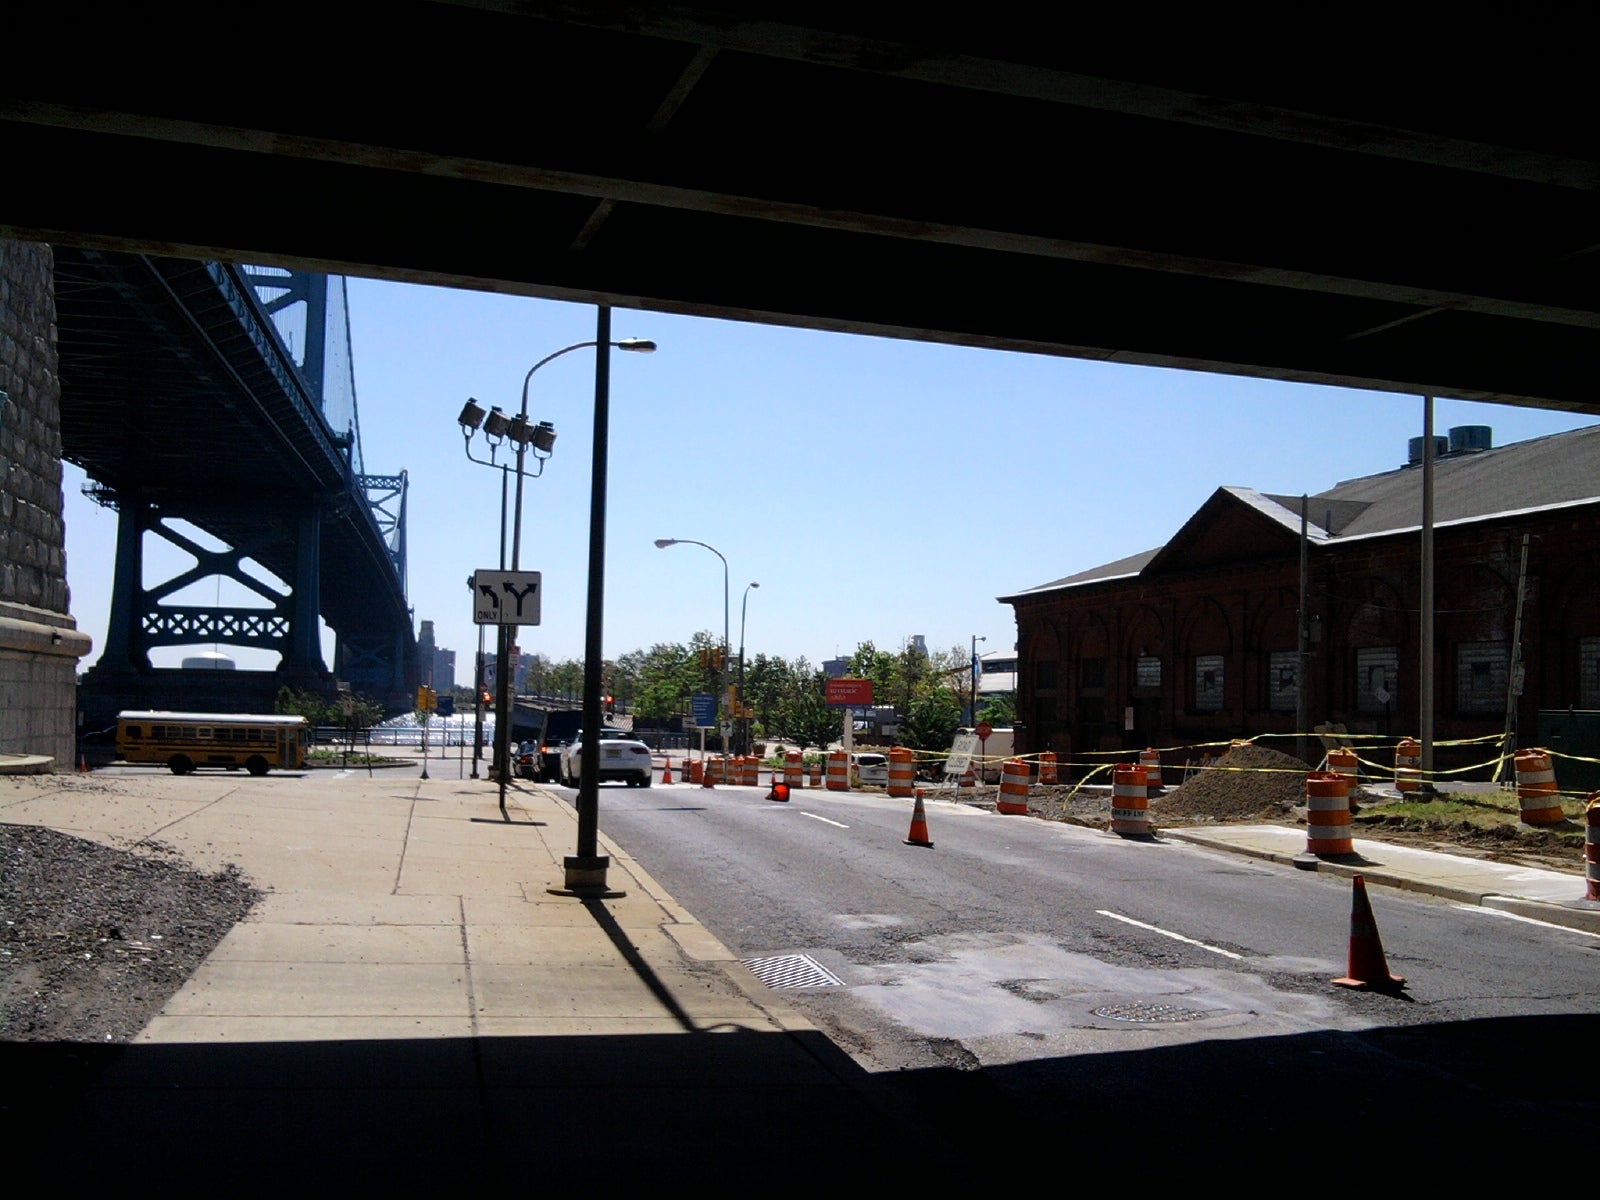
[1164,828,1600,935]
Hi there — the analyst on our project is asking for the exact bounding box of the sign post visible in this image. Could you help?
[825,678,875,759]
[472,568,541,819]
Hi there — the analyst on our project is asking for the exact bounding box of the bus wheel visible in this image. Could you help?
[245,756,269,776]
[168,755,193,776]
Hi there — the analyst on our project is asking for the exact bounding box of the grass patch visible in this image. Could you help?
[306,748,407,767]
[1356,787,1584,834]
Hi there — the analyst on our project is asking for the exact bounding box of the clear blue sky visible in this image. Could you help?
[61,277,1599,680]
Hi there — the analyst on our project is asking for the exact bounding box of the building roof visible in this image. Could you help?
[1001,423,1600,602]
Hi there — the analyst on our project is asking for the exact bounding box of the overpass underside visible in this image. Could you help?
[0,5,1594,412]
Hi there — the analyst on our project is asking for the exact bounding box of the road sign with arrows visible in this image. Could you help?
[472,569,542,625]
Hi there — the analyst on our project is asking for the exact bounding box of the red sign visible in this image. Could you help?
[825,678,875,707]
[975,722,993,740]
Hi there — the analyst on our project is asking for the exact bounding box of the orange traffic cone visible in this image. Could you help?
[661,758,674,785]
[904,789,934,848]
[79,754,88,774]
[766,780,791,803]
[1333,875,1407,993]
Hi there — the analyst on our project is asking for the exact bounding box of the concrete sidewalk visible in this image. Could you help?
[2,769,973,1186]
[3,766,1596,1185]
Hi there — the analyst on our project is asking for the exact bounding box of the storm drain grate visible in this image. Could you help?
[1092,1002,1208,1024]
[742,953,843,989]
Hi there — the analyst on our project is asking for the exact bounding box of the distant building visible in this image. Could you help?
[415,620,456,691]
[418,620,438,687]
[978,649,1017,698]
[1000,424,1600,774]
[432,647,456,692]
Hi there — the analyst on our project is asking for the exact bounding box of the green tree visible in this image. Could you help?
[977,694,1017,727]
[902,689,961,753]
[275,685,331,727]
[776,666,840,751]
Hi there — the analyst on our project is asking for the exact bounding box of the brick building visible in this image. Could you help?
[1000,425,1600,776]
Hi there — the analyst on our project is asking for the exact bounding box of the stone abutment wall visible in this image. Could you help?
[1,240,92,765]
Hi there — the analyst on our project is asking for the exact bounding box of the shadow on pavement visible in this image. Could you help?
[9,1013,1595,1186]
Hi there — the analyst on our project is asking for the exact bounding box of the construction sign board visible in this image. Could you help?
[825,678,874,707]
[943,731,978,776]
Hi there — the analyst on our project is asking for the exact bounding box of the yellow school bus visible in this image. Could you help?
[115,711,311,775]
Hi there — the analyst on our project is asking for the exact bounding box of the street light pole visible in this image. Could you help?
[655,538,729,766]
[971,634,987,727]
[458,334,654,820]
[739,581,759,754]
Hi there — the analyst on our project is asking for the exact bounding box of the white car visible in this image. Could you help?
[850,752,888,786]
[560,728,653,788]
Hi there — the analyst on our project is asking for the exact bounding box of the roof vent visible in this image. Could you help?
[1448,425,1493,454]
[1407,435,1447,465]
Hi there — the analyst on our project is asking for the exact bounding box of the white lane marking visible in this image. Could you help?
[1454,904,1595,935]
[1097,910,1244,959]
[802,811,849,829]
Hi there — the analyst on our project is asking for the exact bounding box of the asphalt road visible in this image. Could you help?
[555,773,1600,1152]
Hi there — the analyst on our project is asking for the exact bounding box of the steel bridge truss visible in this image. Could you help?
[357,472,408,600]
[100,499,326,675]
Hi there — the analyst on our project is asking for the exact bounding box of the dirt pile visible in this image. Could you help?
[1151,743,1312,823]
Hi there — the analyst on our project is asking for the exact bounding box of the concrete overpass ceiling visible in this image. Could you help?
[2,3,1594,409]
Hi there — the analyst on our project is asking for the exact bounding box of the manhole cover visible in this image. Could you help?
[742,953,843,989]
[1092,1002,1207,1024]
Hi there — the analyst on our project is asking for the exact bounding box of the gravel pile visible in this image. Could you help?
[1,824,261,1043]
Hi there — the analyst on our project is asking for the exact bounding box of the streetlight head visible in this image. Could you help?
[482,406,510,441]
[654,538,677,549]
[506,413,531,445]
[530,420,557,455]
[750,581,760,589]
[458,398,486,432]
[617,338,657,353]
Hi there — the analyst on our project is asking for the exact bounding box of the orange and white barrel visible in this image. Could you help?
[826,750,849,791]
[1585,794,1599,902]
[1305,771,1354,857]
[689,759,704,785]
[997,758,1030,814]
[1039,751,1058,785]
[1327,746,1359,781]
[1394,737,1421,792]
[741,756,759,787]
[1514,748,1563,825]
[887,746,916,798]
[784,751,803,792]
[1110,763,1150,836]
[959,761,976,790]
[808,760,822,788]
[1139,748,1163,790]
[706,757,725,785]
